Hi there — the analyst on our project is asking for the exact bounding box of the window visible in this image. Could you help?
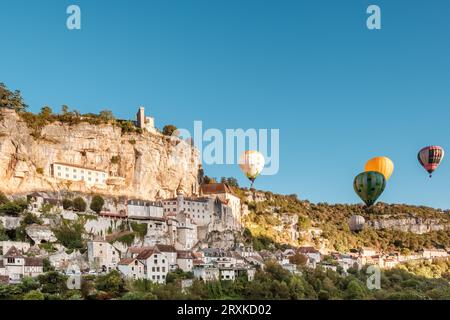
[156,267,160,272]
[162,259,165,263]
[7,258,14,263]
[154,260,157,264]
[152,267,155,272]
[131,267,134,271]
[162,267,165,272]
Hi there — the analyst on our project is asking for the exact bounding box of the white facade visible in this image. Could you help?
[117,258,146,280]
[137,249,169,284]
[87,240,120,272]
[127,199,164,219]
[52,163,108,186]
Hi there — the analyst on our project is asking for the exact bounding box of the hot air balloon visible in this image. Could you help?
[353,171,386,207]
[418,146,445,178]
[365,156,394,180]
[239,150,265,188]
[348,215,366,232]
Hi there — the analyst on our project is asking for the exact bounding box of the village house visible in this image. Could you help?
[27,192,63,215]
[167,211,198,250]
[298,246,322,268]
[193,264,220,282]
[176,251,194,272]
[421,249,448,259]
[135,106,156,133]
[0,246,44,283]
[51,162,108,187]
[127,199,164,220]
[87,239,121,272]
[117,258,146,280]
[136,247,169,284]
[0,241,30,255]
[200,183,242,231]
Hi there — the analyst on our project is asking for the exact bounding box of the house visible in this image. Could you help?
[51,162,108,187]
[167,211,198,250]
[220,268,235,281]
[127,199,164,220]
[87,239,121,272]
[193,264,220,282]
[200,183,242,231]
[27,192,63,215]
[177,251,194,272]
[421,249,448,259]
[117,258,146,280]
[155,244,178,271]
[0,241,30,255]
[359,247,378,257]
[298,247,321,267]
[136,247,169,283]
[0,246,44,283]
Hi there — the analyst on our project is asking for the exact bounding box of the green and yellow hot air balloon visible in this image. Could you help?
[353,171,386,207]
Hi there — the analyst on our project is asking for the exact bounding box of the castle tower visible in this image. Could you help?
[136,106,155,132]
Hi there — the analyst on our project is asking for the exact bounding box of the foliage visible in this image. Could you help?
[95,270,125,297]
[0,192,9,205]
[130,222,148,239]
[0,199,28,216]
[162,124,177,136]
[52,221,85,251]
[90,195,105,214]
[23,290,45,300]
[22,211,43,225]
[38,271,68,295]
[220,177,239,187]
[0,82,28,111]
[62,198,73,210]
[73,197,87,212]
[110,155,121,164]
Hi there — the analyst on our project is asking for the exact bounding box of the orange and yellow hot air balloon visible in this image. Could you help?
[364,156,394,180]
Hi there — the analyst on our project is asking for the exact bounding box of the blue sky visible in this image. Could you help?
[1,0,450,208]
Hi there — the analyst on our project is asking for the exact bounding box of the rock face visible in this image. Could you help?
[0,109,200,200]
[367,218,448,234]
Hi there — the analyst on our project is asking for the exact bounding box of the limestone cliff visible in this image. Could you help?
[0,108,200,200]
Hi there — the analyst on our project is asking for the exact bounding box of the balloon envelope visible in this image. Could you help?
[348,215,366,232]
[239,151,265,182]
[365,156,394,180]
[418,146,444,177]
[353,171,386,207]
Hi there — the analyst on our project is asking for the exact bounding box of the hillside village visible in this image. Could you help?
[0,90,449,299]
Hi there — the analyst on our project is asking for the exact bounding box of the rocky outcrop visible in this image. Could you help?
[0,109,200,200]
[367,218,448,234]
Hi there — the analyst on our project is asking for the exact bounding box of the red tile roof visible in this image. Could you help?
[136,247,161,260]
[118,258,136,266]
[4,246,24,258]
[200,183,236,196]
[24,257,44,267]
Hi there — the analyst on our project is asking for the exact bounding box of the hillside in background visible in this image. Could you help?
[238,189,450,253]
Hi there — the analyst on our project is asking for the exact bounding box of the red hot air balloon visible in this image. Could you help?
[418,146,445,178]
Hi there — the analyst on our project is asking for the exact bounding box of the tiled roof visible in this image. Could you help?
[177,251,194,259]
[136,247,161,260]
[200,183,236,196]
[156,244,177,253]
[118,258,136,265]
[24,257,44,267]
[4,246,24,258]
[298,247,320,254]
[0,276,9,284]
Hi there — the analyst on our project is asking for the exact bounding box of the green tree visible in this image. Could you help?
[0,83,28,111]
[62,198,73,210]
[23,290,45,300]
[73,197,87,212]
[99,110,115,122]
[95,270,125,296]
[90,195,105,214]
[344,279,367,300]
[38,271,68,295]
[162,124,177,136]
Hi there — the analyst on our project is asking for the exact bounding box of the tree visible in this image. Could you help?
[0,200,27,216]
[162,124,177,136]
[23,290,45,300]
[99,110,115,122]
[90,195,104,214]
[39,106,53,119]
[38,271,68,294]
[73,197,87,212]
[289,253,308,266]
[0,192,9,205]
[62,198,73,210]
[344,279,367,300]
[95,270,125,296]
[53,222,84,251]
[0,83,28,111]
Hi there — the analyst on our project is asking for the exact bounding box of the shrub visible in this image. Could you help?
[73,197,87,212]
[90,195,105,214]
[0,192,9,205]
[23,290,45,300]
[62,198,73,210]
[95,270,125,297]
[130,222,148,238]
[110,155,121,164]
[52,222,85,251]
[0,199,27,216]
[36,167,44,175]
[162,124,177,136]
[129,139,136,145]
